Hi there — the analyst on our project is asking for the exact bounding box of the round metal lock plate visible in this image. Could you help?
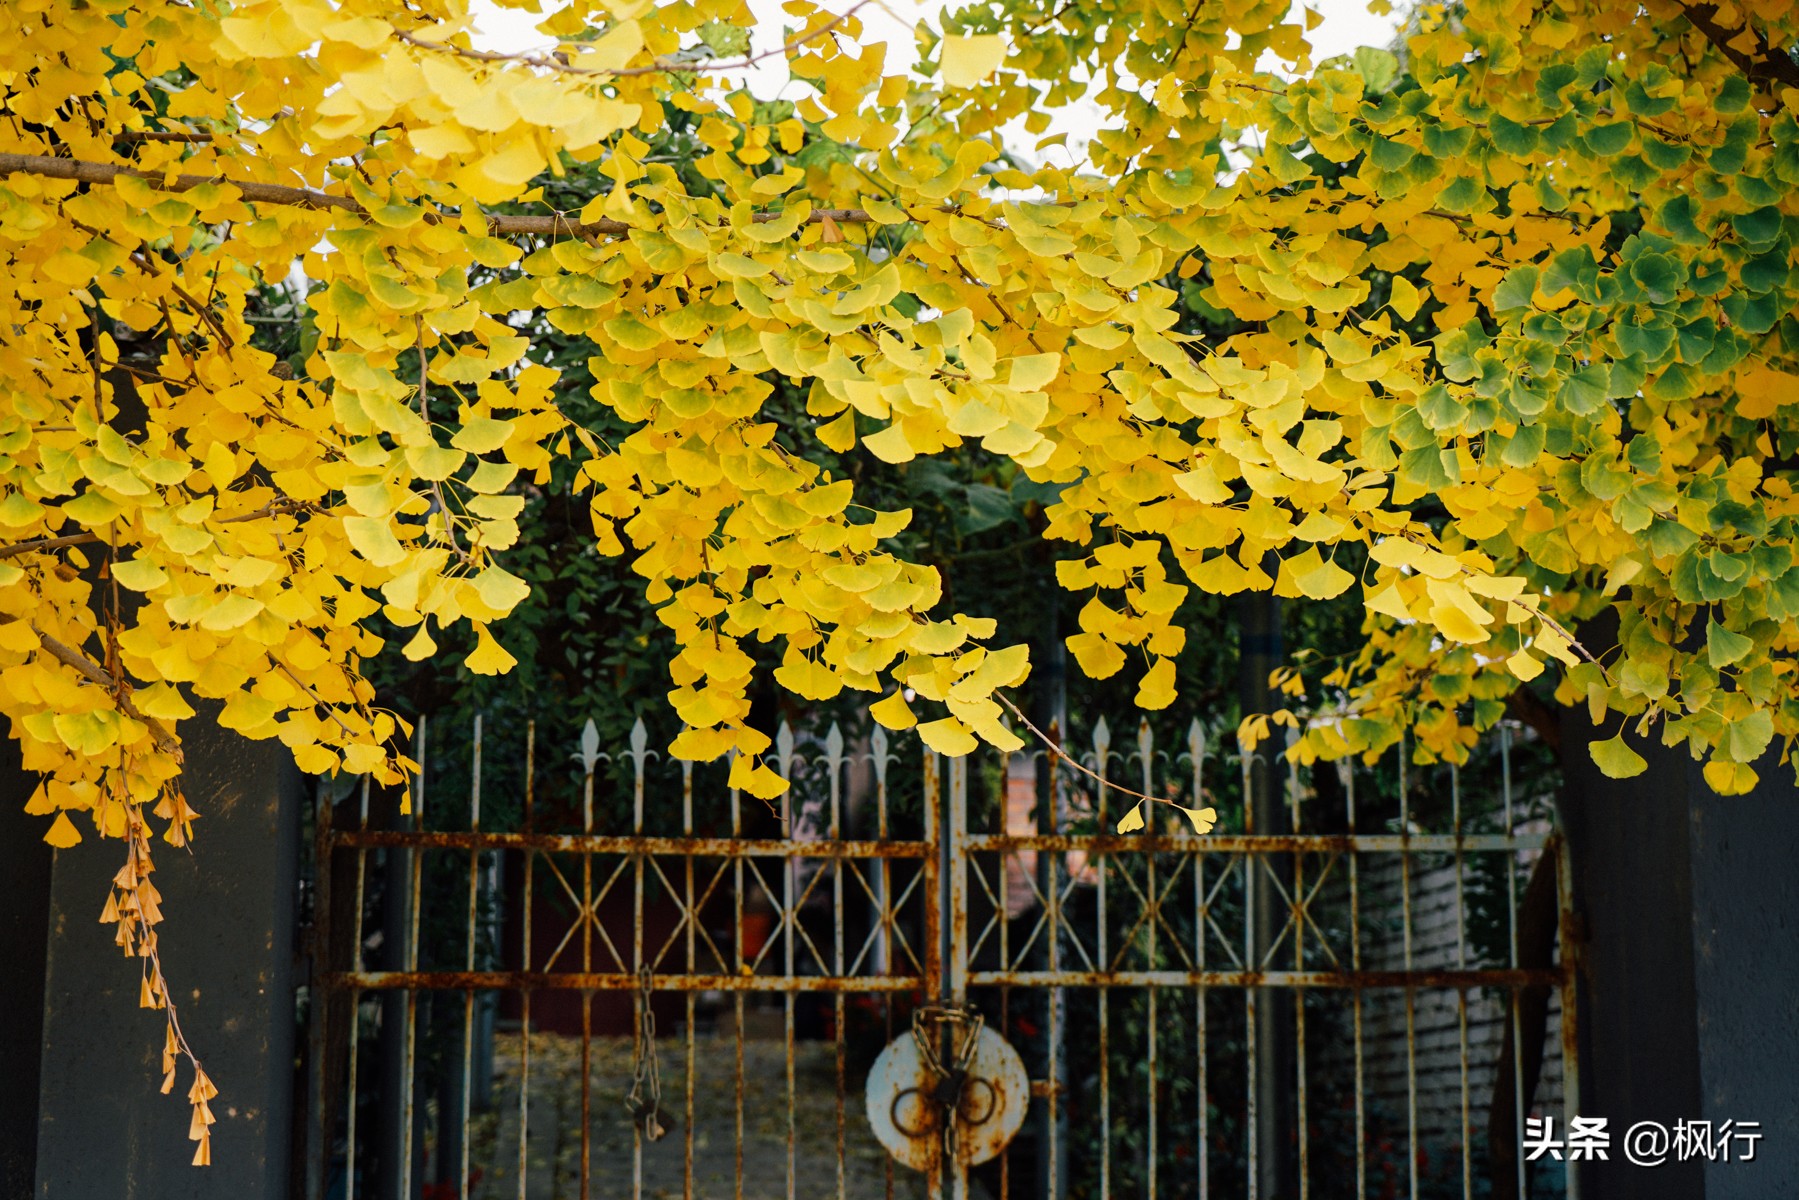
[864,1024,1029,1170]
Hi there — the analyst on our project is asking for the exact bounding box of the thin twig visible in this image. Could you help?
[994,690,1210,819]
[0,152,877,239]
[276,661,358,739]
[0,497,311,561]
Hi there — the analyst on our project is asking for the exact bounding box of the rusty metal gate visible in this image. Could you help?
[300,712,1581,1200]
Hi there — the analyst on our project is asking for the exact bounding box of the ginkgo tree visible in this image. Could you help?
[6,0,1799,1155]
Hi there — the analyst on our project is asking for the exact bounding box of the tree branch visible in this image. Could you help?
[116,130,217,144]
[0,531,102,561]
[0,152,874,239]
[29,624,181,757]
[1505,684,1562,752]
[0,498,311,561]
[1676,2,1799,98]
[394,0,874,79]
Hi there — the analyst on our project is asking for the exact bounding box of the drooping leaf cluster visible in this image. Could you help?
[6,0,1799,900]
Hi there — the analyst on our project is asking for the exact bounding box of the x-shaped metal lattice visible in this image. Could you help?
[534,850,633,974]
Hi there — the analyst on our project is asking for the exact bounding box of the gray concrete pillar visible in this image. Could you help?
[32,709,300,1198]
[0,737,53,1197]
[1560,714,1799,1199]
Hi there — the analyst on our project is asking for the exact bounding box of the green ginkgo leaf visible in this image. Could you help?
[1590,735,1647,779]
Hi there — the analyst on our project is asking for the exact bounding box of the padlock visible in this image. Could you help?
[624,1094,670,1142]
[931,1066,969,1110]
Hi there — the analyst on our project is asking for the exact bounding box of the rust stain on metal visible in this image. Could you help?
[966,968,1562,990]
[326,969,929,992]
[305,714,1580,1200]
[967,832,1549,855]
[329,830,932,857]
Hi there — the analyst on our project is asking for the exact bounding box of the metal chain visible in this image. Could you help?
[910,1004,982,1082]
[905,1005,991,1157]
[625,965,666,1141]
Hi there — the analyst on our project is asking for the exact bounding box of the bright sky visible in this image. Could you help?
[471,0,1402,164]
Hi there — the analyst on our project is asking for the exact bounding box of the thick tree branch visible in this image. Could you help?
[1676,2,1799,98]
[116,130,217,144]
[0,152,874,238]
[0,531,102,561]
[1505,684,1562,753]
[29,624,181,757]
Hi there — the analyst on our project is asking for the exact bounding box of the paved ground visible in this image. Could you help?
[471,1029,930,1200]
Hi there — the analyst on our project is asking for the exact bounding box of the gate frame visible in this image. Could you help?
[302,713,1582,1200]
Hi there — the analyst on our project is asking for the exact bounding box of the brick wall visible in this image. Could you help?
[1317,839,1566,1189]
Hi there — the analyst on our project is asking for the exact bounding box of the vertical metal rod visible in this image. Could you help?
[875,736,894,1200]
[1289,747,1308,1200]
[1503,726,1527,1200]
[683,758,696,1200]
[831,735,847,1200]
[519,724,534,1200]
[875,731,890,975]
[782,734,796,1200]
[633,726,647,1200]
[1453,763,1471,1200]
[580,730,594,1200]
[922,748,942,1200]
[731,771,745,1200]
[401,716,426,1200]
[1345,761,1365,1200]
[308,778,333,1200]
[1095,735,1111,1200]
[998,761,1011,1200]
[1192,734,1207,1200]
[1400,735,1418,1200]
[948,753,970,1200]
[1555,827,1582,1200]
[1045,738,1063,1200]
[460,714,482,1200]
[345,777,371,1200]
[1141,728,1157,1200]
[1241,751,1258,1200]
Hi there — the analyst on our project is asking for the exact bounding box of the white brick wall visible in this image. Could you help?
[1316,845,1566,1174]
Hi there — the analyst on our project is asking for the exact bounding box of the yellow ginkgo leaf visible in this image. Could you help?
[1294,556,1355,600]
[940,34,1007,88]
[1177,805,1218,835]
[1136,657,1176,710]
[1506,649,1544,681]
[472,566,531,615]
[917,716,978,757]
[870,689,917,730]
[112,557,169,591]
[343,517,406,568]
[44,812,82,848]
[728,754,790,799]
[1390,275,1421,320]
[402,624,437,661]
[1116,802,1146,833]
[1702,759,1758,795]
[465,625,518,675]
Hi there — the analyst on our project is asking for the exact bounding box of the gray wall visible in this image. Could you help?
[0,736,52,1197]
[1688,774,1799,1197]
[1561,715,1799,1199]
[33,710,300,1199]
